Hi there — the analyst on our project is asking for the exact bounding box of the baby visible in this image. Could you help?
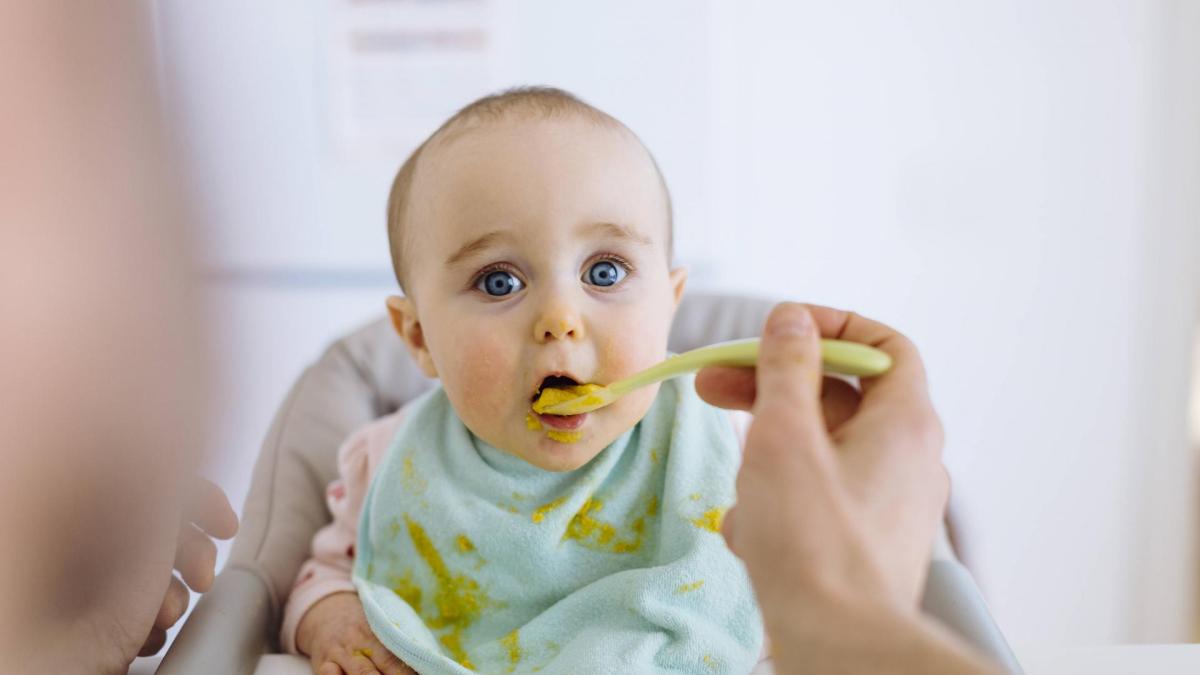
[283,87,763,674]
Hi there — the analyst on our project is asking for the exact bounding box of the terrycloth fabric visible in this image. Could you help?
[352,376,762,674]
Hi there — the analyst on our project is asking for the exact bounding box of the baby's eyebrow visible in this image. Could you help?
[445,231,512,267]
[579,221,653,246]
[445,222,653,267]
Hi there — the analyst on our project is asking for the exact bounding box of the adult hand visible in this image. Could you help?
[139,478,239,656]
[696,303,996,674]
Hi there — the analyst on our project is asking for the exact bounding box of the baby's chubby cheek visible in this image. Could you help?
[595,330,669,421]
[596,325,669,382]
[438,335,516,425]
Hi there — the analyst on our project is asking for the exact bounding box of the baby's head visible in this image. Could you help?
[385,87,686,472]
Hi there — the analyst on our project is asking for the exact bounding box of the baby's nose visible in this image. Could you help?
[533,308,585,342]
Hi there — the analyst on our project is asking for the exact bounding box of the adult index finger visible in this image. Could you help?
[808,305,944,464]
[804,305,933,409]
[694,365,756,411]
[187,477,239,539]
[750,303,826,444]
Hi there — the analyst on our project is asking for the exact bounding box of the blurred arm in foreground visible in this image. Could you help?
[0,2,232,672]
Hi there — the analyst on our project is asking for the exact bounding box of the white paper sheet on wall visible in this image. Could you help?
[327,0,496,157]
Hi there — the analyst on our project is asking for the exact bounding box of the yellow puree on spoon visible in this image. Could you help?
[528,384,604,444]
[532,384,605,414]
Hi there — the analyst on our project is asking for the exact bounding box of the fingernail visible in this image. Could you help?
[768,306,812,337]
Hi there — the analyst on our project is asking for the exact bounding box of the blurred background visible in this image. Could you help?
[148,0,1199,655]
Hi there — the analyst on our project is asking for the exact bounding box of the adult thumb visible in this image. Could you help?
[752,303,825,435]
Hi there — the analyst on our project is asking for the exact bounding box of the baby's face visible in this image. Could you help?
[395,117,685,471]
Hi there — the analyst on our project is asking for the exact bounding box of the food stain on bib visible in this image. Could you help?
[690,507,726,533]
[455,534,487,570]
[401,451,428,495]
[500,629,522,672]
[390,570,423,612]
[405,515,495,670]
[531,496,568,523]
[562,494,660,554]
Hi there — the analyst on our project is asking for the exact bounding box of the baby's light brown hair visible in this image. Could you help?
[386,86,674,292]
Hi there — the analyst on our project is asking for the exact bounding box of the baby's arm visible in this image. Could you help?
[297,592,414,675]
[280,411,410,672]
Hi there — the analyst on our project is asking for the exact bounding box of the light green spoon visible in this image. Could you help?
[533,337,892,416]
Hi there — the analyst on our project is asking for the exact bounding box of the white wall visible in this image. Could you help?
[153,0,1200,653]
[703,0,1200,645]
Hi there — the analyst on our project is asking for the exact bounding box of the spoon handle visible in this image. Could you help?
[607,337,891,398]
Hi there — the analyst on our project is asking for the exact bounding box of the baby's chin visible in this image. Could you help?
[515,389,659,472]
[460,388,657,472]
[513,434,610,472]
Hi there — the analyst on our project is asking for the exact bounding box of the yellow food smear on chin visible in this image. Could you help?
[545,429,583,444]
[530,383,604,414]
[691,507,727,533]
[527,411,581,443]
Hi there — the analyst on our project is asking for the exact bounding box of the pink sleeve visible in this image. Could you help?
[727,409,752,450]
[279,409,407,655]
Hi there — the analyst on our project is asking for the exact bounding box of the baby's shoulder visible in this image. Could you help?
[336,406,411,476]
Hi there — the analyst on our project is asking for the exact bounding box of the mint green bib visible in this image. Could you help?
[353,376,762,674]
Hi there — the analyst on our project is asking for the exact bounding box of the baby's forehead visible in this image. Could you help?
[411,116,671,238]
[422,114,646,175]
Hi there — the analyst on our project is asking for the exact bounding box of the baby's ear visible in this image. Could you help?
[668,267,688,308]
[385,295,438,378]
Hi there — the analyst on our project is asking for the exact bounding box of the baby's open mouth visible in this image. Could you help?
[531,374,580,404]
[528,375,595,437]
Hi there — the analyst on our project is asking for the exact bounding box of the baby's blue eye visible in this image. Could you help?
[586,260,626,287]
[477,270,524,297]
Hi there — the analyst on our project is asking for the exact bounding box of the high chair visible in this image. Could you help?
[158,293,1022,674]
